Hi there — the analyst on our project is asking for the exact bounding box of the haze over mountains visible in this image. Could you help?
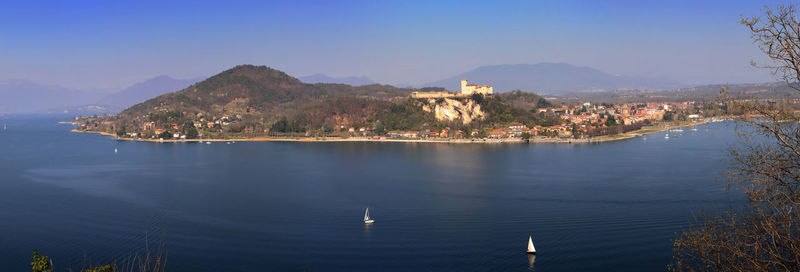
[0,80,105,114]
[0,76,203,114]
[298,74,376,86]
[424,63,685,94]
[0,62,775,115]
[98,75,204,110]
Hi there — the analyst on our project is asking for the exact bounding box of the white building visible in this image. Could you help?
[460,79,493,96]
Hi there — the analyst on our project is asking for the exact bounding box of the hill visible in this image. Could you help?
[98,75,204,110]
[425,63,683,94]
[79,65,553,139]
[298,74,376,86]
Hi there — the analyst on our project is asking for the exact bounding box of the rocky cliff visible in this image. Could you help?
[422,98,484,125]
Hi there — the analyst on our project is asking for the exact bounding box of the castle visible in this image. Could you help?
[411,79,493,98]
[459,79,493,96]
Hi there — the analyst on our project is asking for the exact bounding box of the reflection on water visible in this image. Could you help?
[527,254,536,270]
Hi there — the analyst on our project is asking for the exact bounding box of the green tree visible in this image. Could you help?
[604,115,617,127]
[31,250,52,272]
[115,127,127,137]
[521,132,532,141]
[181,122,198,139]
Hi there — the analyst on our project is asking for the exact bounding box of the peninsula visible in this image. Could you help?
[71,64,724,143]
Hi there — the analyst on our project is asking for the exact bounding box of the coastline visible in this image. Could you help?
[69,118,719,144]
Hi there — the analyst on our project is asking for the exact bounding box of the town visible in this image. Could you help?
[70,77,746,143]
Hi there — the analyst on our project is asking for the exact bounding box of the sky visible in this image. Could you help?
[0,0,794,90]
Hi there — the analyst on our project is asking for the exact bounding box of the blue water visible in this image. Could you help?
[0,116,742,271]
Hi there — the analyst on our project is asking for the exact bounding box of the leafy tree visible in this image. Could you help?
[470,93,484,104]
[181,122,198,139]
[663,111,674,121]
[157,131,172,139]
[604,115,617,127]
[521,132,532,141]
[31,250,52,272]
[116,127,127,137]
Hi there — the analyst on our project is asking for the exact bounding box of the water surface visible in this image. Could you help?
[0,117,741,271]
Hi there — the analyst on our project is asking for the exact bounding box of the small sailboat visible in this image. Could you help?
[364,208,375,224]
[527,235,536,254]
[664,133,669,139]
[114,148,118,153]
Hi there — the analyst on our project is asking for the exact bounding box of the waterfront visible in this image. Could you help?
[0,116,741,271]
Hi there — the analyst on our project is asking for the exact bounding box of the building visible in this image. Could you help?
[460,79,493,96]
[410,78,493,98]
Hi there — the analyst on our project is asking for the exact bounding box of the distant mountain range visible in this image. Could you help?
[298,74,375,86]
[424,63,684,94]
[98,75,204,110]
[0,76,203,114]
[0,80,104,114]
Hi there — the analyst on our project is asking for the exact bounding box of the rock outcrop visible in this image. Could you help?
[422,98,484,125]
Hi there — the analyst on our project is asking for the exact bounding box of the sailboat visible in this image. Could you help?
[114,148,118,153]
[364,208,375,224]
[527,235,536,254]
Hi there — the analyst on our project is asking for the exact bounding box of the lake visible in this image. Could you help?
[0,116,742,271]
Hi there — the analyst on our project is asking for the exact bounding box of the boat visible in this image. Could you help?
[669,128,684,132]
[206,142,212,145]
[527,235,536,254]
[114,148,118,153]
[664,134,670,139]
[691,127,698,132]
[364,208,375,224]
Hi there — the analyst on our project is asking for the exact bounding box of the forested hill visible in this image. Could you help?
[84,65,554,139]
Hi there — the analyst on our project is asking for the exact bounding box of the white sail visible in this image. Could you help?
[364,207,374,223]
[527,235,536,253]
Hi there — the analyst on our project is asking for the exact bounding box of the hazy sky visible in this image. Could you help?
[0,0,792,90]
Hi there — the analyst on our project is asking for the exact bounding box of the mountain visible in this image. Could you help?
[425,63,683,94]
[0,80,104,114]
[98,75,204,110]
[78,65,552,139]
[298,73,376,86]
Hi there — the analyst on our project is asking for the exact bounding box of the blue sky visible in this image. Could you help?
[0,0,792,90]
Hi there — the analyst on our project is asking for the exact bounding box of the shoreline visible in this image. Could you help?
[69,118,719,144]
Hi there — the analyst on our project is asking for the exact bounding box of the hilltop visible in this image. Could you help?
[78,65,554,139]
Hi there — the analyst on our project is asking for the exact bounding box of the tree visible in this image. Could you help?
[604,115,617,127]
[671,5,800,271]
[181,122,199,139]
[521,132,532,141]
[663,111,674,121]
[116,126,127,137]
[31,250,52,272]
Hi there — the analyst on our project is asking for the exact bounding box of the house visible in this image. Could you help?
[402,131,419,138]
[154,128,165,135]
[509,123,525,131]
[488,128,508,138]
